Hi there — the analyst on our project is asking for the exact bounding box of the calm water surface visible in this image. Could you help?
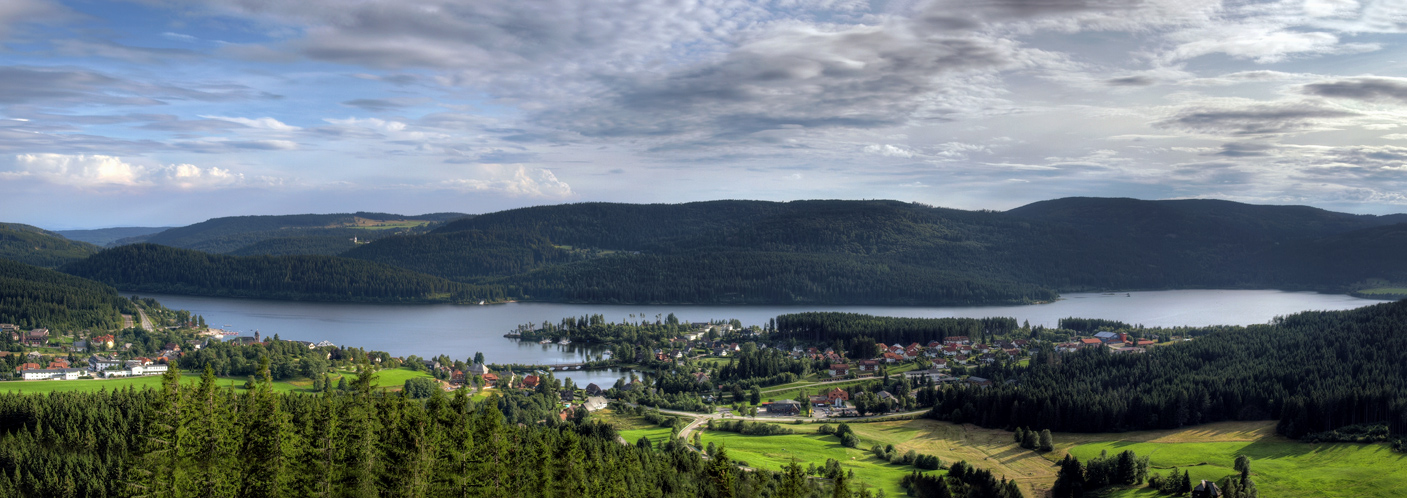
[137,290,1377,385]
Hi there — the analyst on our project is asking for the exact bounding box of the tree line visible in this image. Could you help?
[924,301,1407,441]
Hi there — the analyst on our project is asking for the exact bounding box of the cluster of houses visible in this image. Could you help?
[819,336,1033,378]
[1055,331,1155,354]
[14,354,172,380]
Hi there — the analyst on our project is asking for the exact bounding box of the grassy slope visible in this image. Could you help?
[1069,439,1407,498]
[699,427,922,496]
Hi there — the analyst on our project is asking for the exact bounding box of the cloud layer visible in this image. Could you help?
[2,0,1407,227]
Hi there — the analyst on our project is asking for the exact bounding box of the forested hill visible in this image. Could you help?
[22,197,1407,305]
[0,258,133,330]
[62,244,507,303]
[0,223,99,268]
[54,226,170,246]
[937,299,1407,439]
[342,198,1407,304]
[110,211,469,254]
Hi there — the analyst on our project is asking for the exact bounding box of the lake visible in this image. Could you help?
[137,290,1377,385]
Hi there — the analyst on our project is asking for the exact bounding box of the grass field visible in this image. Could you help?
[598,409,680,447]
[2,367,435,395]
[698,428,923,496]
[1069,439,1407,498]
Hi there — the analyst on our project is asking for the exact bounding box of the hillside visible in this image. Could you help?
[344,198,1407,304]
[112,211,469,254]
[47,197,1407,305]
[62,244,506,303]
[0,223,100,268]
[0,258,133,330]
[54,226,170,246]
[934,299,1407,437]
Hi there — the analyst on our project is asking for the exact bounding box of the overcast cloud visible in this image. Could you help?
[2,0,1407,228]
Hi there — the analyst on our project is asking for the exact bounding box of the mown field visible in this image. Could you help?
[698,424,930,496]
[595,409,678,447]
[1069,438,1407,498]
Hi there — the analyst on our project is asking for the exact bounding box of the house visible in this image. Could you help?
[1094,331,1126,344]
[1079,338,1105,348]
[1136,339,1156,346]
[48,358,70,369]
[521,375,540,389]
[942,345,959,356]
[904,367,947,382]
[0,324,16,333]
[1191,480,1221,498]
[943,336,970,345]
[585,383,603,396]
[89,355,122,372]
[927,340,942,348]
[23,329,49,347]
[560,391,574,403]
[858,360,879,372]
[93,334,116,349]
[15,362,40,373]
[450,370,465,384]
[21,367,85,380]
[584,396,608,412]
[882,352,904,363]
[966,376,993,388]
[828,364,849,377]
[765,399,803,415]
[315,340,335,347]
[482,373,499,386]
[71,340,88,352]
[467,363,489,376]
[826,388,850,406]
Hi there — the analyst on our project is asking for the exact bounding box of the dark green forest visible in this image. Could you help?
[0,259,133,330]
[111,212,468,254]
[0,366,948,498]
[7,196,1406,305]
[927,301,1407,440]
[0,223,99,268]
[62,244,508,303]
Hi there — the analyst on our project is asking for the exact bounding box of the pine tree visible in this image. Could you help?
[1038,429,1054,452]
[240,357,287,498]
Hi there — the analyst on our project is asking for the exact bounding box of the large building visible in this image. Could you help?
[20,368,86,381]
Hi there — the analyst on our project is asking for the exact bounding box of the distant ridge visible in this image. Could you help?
[7,197,1403,305]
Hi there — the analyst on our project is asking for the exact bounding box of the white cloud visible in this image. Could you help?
[864,144,915,158]
[440,164,571,197]
[3,153,245,189]
[198,115,301,131]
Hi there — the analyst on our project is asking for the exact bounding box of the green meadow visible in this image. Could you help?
[698,429,926,496]
[1068,439,1407,498]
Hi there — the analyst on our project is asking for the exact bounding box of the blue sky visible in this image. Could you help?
[4,0,1407,228]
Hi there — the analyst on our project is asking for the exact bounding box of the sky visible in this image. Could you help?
[3,0,1407,229]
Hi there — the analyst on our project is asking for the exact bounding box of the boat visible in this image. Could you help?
[539,339,553,344]
[478,300,485,305]
[558,338,571,345]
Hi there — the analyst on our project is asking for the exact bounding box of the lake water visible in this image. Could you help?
[137,290,1378,385]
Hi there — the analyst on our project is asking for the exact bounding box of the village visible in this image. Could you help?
[0,315,1172,429]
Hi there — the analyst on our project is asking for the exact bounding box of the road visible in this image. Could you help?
[121,314,133,329]
[135,308,154,330]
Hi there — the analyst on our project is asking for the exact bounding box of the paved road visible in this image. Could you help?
[121,314,134,329]
[135,308,154,330]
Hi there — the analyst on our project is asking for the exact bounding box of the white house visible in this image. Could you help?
[21,368,86,380]
[89,355,122,372]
